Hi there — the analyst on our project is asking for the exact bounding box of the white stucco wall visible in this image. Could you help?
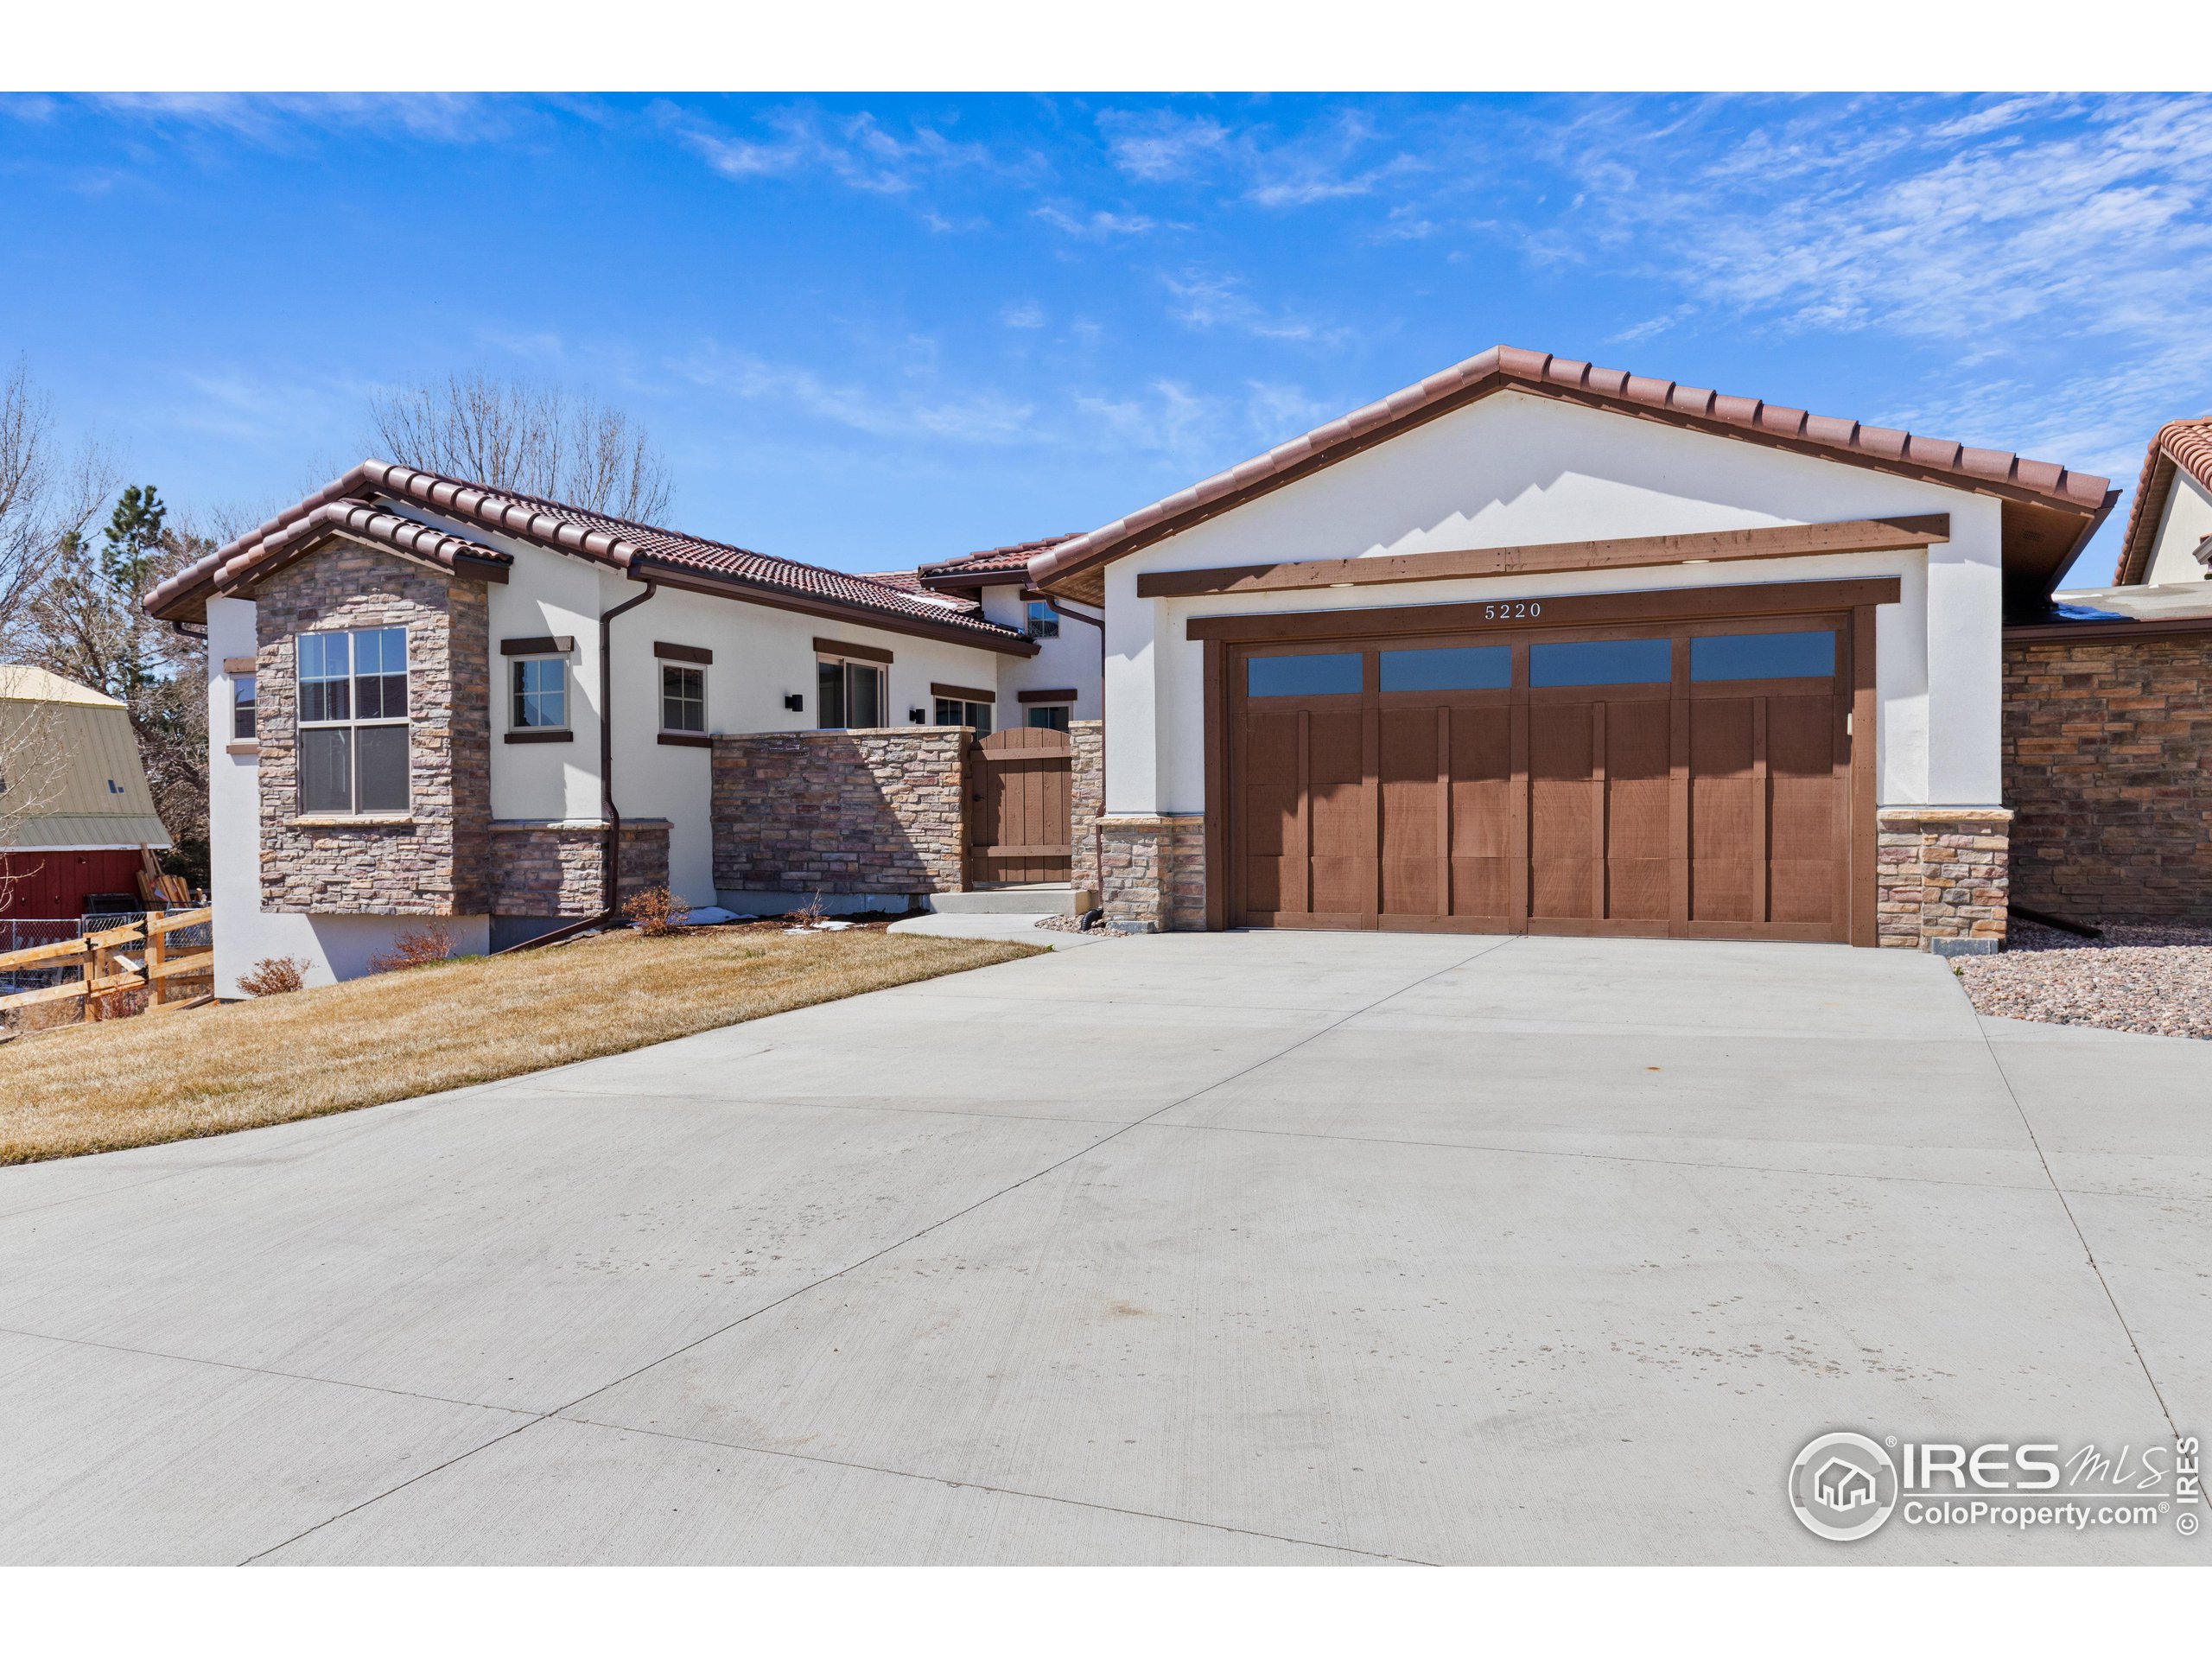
[1099,391,2007,817]
[2145,467,2212,585]
[972,582,1103,721]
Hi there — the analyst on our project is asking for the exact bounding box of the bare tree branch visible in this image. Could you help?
[366,372,672,521]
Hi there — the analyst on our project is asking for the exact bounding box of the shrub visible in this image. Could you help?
[370,925,458,973]
[622,885,691,938]
[788,890,829,929]
[237,956,309,997]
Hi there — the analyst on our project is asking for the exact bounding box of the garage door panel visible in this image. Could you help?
[1228,617,1857,944]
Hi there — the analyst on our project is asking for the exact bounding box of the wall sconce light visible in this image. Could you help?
[784,693,804,712]
[908,706,927,723]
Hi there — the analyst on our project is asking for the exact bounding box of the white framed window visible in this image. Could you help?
[511,657,568,731]
[1024,702,1071,733]
[296,626,410,815]
[817,658,885,729]
[233,674,257,741]
[1026,600,1059,639]
[661,663,707,733]
[935,696,994,735]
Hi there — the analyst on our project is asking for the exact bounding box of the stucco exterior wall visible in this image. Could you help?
[2003,633,2212,924]
[975,582,1104,721]
[2145,468,2212,586]
[1098,391,2004,824]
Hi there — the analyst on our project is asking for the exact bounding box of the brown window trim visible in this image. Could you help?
[499,634,575,656]
[505,728,574,744]
[658,731,715,748]
[815,636,893,664]
[931,681,995,704]
[653,640,713,664]
[1017,687,1079,704]
[1184,577,1901,644]
[222,656,257,675]
[1138,516,1948,601]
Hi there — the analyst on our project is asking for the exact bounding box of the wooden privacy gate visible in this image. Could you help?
[966,727,1073,885]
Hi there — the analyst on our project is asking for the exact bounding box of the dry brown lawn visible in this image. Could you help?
[0,925,1039,1166]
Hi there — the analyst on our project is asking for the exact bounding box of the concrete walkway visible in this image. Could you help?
[888,912,1107,948]
[0,933,2203,1564]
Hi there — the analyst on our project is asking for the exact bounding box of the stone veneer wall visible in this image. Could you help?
[1070,718,1103,899]
[486,819,671,918]
[1099,814,1206,933]
[1875,808,2011,954]
[253,537,491,916]
[710,728,967,897]
[2003,635,2212,925]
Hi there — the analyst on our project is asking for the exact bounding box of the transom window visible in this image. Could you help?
[296,627,410,815]
[661,664,707,733]
[1529,638,1673,687]
[1025,703,1071,732]
[511,658,568,730]
[936,696,994,735]
[1247,652,1363,698]
[1690,629,1836,682]
[1379,645,1510,693]
[817,658,885,729]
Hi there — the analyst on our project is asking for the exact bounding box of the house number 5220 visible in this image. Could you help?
[1482,601,1542,620]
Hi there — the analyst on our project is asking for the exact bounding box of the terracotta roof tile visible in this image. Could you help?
[2117,418,2212,585]
[148,461,1030,650]
[916,533,1081,583]
[1027,345,2113,599]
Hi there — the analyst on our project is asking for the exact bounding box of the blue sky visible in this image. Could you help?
[4,92,2209,583]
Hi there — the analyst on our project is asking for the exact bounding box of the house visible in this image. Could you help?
[0,665,174,919]
[1999,416,2212,925]
[1024,345,2118,950]
[142,461,1102,988]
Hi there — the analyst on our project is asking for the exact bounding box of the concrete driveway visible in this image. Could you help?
[2,932,2204,1565]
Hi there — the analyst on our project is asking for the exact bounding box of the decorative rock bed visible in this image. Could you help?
[1958,921,2212,1039]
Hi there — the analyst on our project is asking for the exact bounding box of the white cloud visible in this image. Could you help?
[1244,380,1328,438]
[1098,110,1232,181]
[678,346,1035,446]
[1033,201,1161,238]
[90,92,507,146]
[1001,302,1046,329]
[1161,269,1344,345]
[658,103,994,198]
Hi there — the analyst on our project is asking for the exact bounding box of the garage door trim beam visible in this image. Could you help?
[1138,515,1946,601]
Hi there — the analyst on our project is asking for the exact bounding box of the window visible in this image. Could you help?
[1026,703,1071,732]
[661,664,706,733]
[1379,645,1510,693]
[935,696,994,734]
[1246,652,1362,698]
[817,658,885,729]
[232,675,257,741]
[511,658,567,730]
[296,627,410,814]
[1690,629,1836,682]
[1026,601,1059,639]
[1529,638,1672,688]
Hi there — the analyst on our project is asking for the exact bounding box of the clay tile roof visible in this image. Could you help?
[146,461,1031,651]
[1027,345,2113,602]
[2116,417,2212,585]
[917,533,1083,583]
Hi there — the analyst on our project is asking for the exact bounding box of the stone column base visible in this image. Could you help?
[1875,807,2012,954]
[1099,814,1206,933]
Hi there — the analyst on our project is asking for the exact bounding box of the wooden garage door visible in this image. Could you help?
[1227,616,1855,941]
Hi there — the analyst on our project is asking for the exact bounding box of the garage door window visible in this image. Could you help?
[1690,629,1835,681]
[1379,645,1510,692]
[1529,637,1672,687]
[1248,652,1362,697]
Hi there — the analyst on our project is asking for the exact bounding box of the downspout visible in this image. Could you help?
[496,575,660,952]
[1039,590,1106,925]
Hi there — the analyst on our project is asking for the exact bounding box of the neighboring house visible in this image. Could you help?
[2001,416,2212,926]
[1024,344,2119,951]
[0,665,173,918]
[143,461,1099,988]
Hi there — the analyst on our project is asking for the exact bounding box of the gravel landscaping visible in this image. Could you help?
[1959,919,2212,1039]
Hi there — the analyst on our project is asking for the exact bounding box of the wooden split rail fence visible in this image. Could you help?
[0,907,215,1025]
